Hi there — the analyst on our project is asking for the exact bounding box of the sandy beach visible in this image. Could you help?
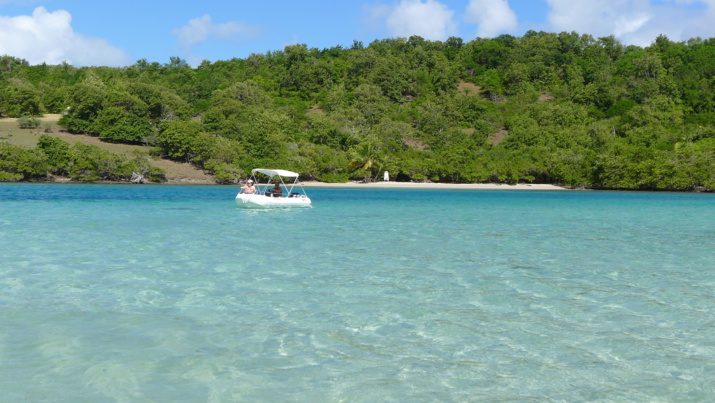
[301,181,568,190]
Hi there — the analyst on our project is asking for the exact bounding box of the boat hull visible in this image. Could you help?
[235,194,311,209]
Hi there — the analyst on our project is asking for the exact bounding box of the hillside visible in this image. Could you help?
[0,115,214,183]
[1,32,715,190]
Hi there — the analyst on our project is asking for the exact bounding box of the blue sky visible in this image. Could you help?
[0,0,713,67]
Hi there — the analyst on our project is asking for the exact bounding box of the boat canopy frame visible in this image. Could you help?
[247,168,305,196]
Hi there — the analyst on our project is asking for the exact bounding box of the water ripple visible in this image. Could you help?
[1,184,714,401]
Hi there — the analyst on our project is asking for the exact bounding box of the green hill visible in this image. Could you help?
[1,32,714,190]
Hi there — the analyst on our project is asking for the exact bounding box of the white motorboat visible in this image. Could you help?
[235,169,312,209]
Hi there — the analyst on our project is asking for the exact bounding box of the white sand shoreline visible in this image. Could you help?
[301,181,568,190]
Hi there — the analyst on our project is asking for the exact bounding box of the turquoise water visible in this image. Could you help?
[1,183,714,402]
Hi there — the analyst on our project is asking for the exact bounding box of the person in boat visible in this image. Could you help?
[270,182,283,197]
[241,179,256,194]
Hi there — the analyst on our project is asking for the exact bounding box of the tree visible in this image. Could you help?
[0,142,47,180]
[158,120,203,161]
[349,136,382,182]
[58,71,107,134]
[37,135,71,175]
[2,80,41,117]
[369,55,411,102]
[93,88,153,143]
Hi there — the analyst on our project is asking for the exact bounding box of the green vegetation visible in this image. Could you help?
[1,32,715,190]
[0,134,166,182]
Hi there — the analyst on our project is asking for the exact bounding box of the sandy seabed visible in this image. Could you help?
[301,181,567,190]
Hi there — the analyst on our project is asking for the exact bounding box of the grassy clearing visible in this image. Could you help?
[0,115,215,184]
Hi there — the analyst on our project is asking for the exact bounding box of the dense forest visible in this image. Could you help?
[1,31,715,190]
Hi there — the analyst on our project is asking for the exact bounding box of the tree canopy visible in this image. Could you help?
[1,32,715,190]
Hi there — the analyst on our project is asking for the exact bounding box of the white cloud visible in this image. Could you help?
[545,0,652,37]
[613,14,651,37]
[172,14,260,49]
[173,15,212,47]
[544,0,715,46]
[383,0,457,40]
[0,7,129,66]
[465,0,518,38]
[655,0,715,41]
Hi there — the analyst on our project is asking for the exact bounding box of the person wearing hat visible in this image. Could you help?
[241,179,256,194]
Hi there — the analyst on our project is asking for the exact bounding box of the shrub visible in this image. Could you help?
[18,116,40,129]
[145,166,167,183]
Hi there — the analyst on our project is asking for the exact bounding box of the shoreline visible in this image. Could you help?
[4,179,568,190]
[8,180,712,192]
[301,181,568,190]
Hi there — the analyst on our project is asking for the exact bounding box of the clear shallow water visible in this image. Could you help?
[1,183,714,402]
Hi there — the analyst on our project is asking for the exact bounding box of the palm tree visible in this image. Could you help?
[349,140,381,182]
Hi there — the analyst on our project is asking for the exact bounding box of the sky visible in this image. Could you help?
[0,0,713,67]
